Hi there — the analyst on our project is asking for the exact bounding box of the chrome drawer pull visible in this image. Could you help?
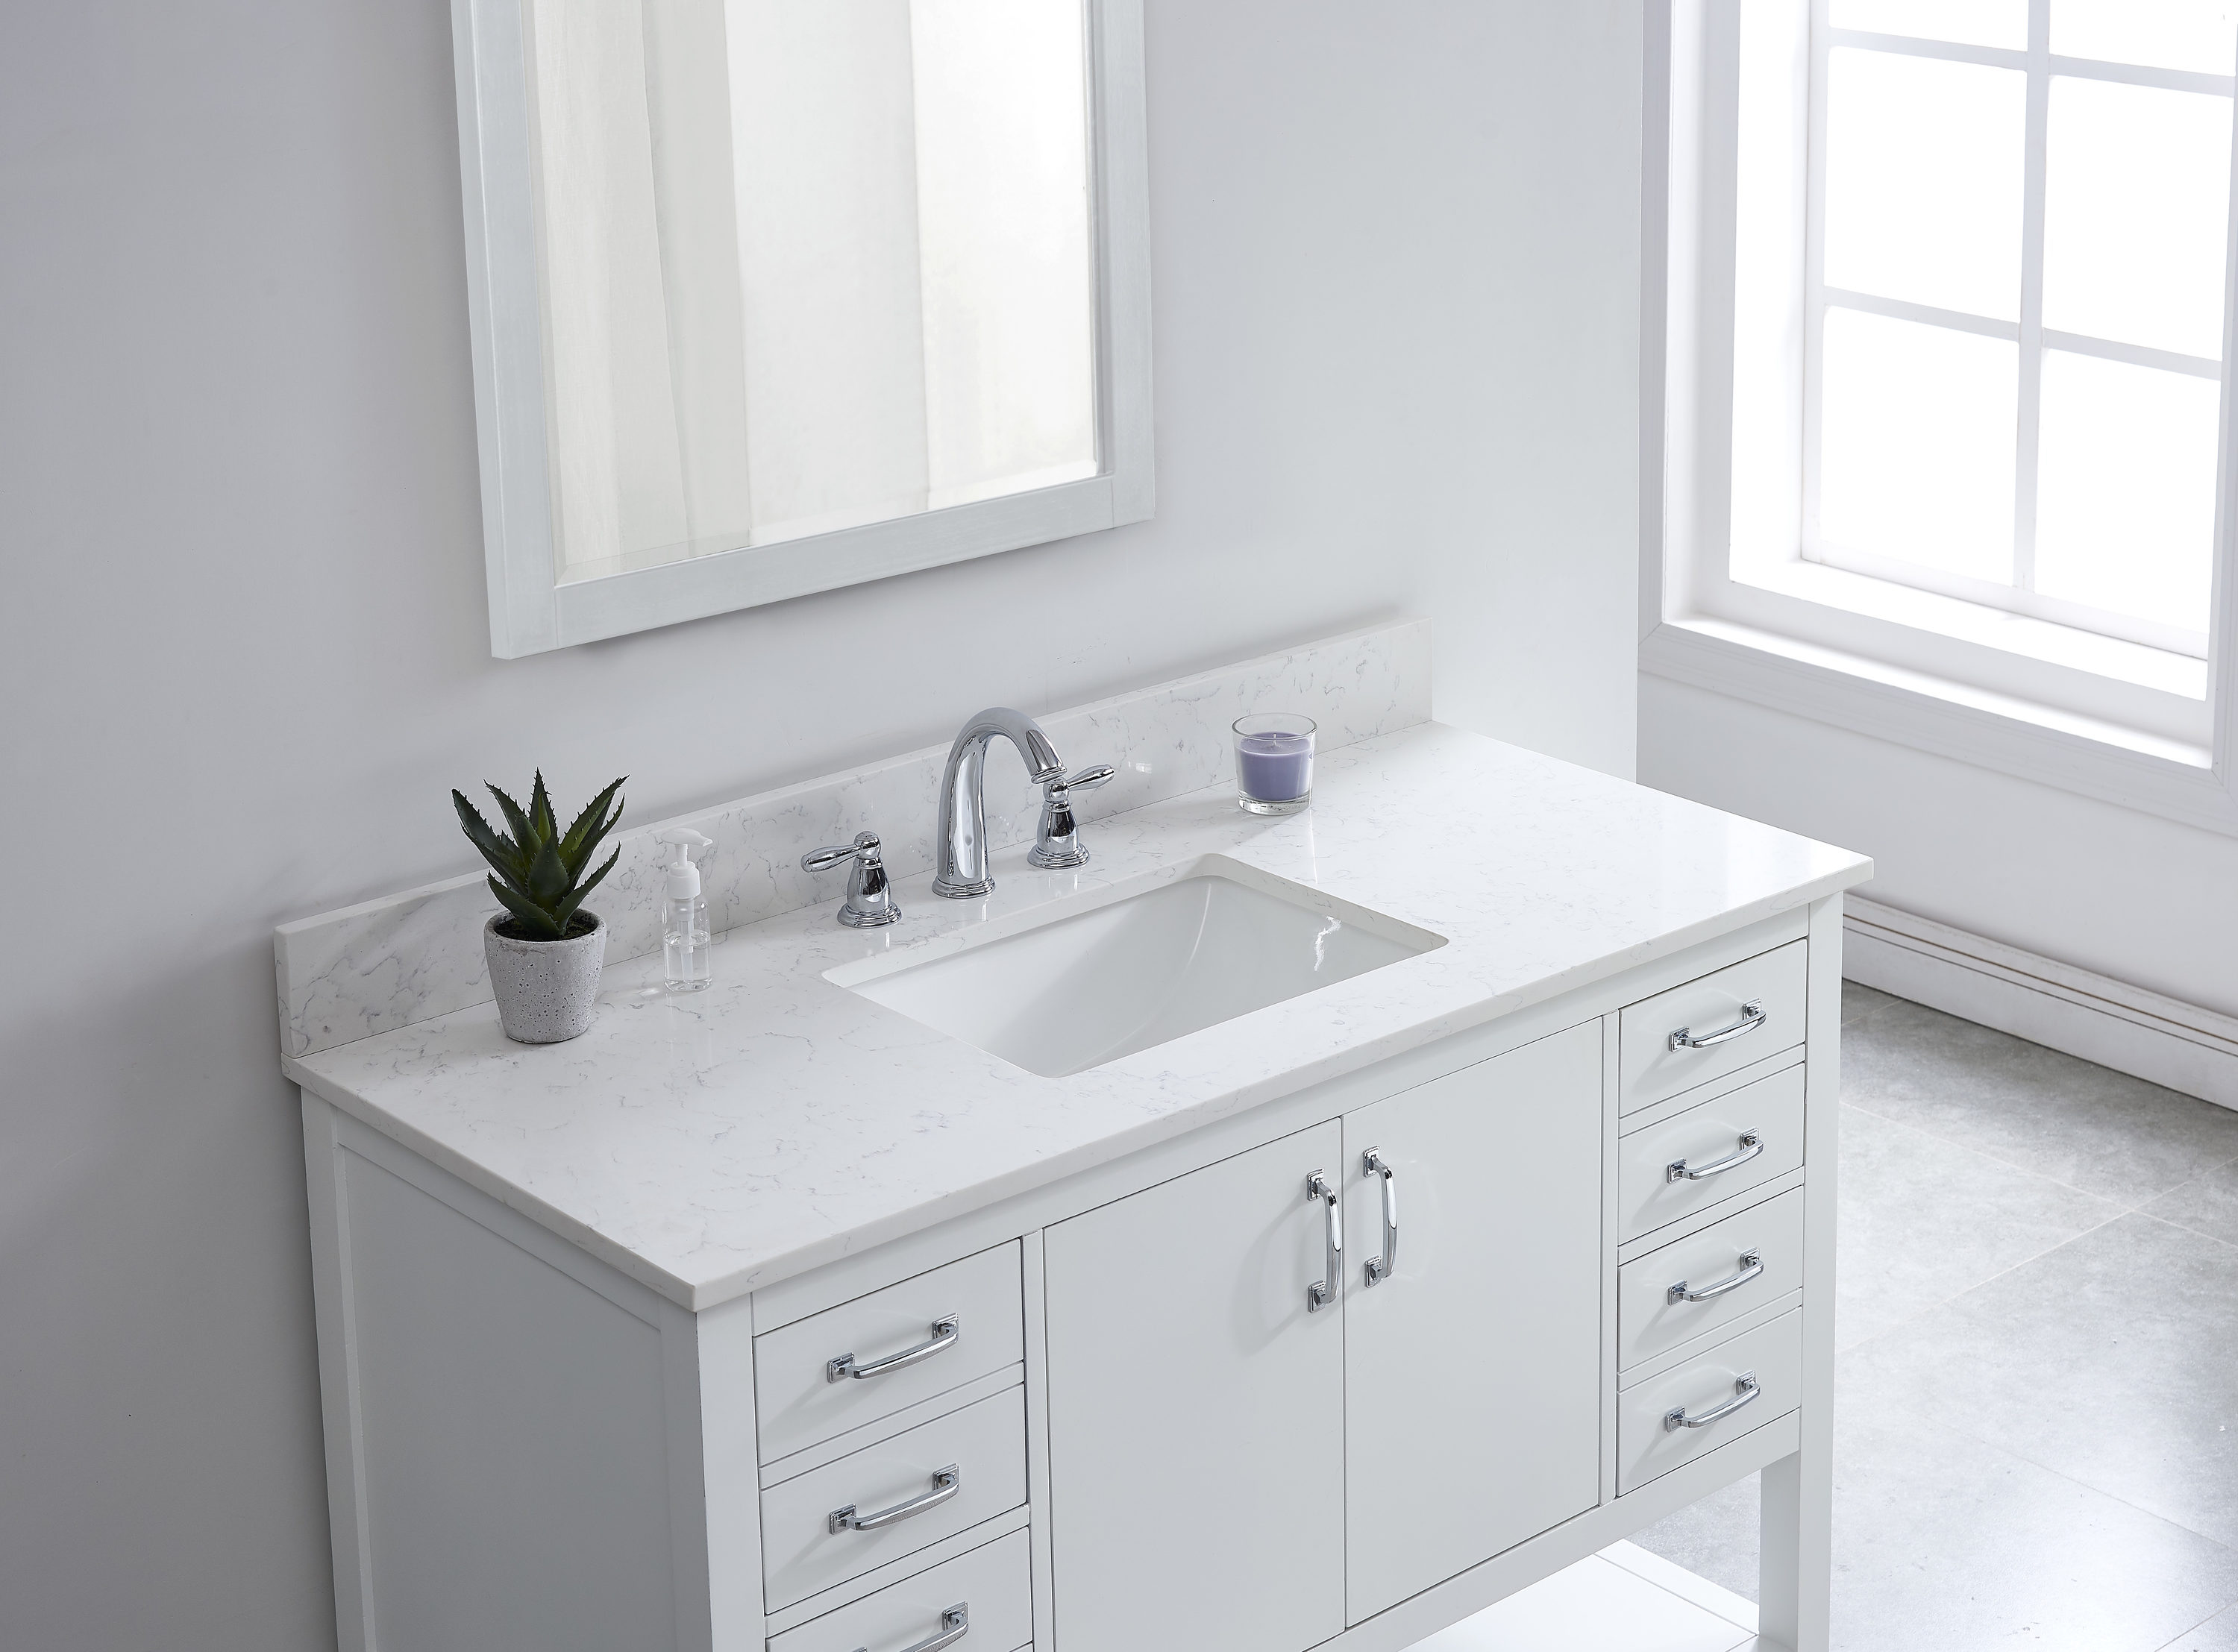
[829,1465,960,1533]
[1306,1171,1341,1311]
[828,1316,960,1384]
[1667,1249,1764,1305]
[1666,1372,1760,1432]
[1667,1130,1764,1184]
[854,1603,968,1652]
[1668,999,1765,1052]
[1362,1149,1398,1287]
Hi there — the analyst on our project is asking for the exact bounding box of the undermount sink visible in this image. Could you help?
[828,855,1446,1078]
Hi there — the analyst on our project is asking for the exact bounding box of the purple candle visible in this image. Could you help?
[1234,714,1316,814]
[1238,732,1311,800]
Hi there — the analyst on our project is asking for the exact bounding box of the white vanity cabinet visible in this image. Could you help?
[1037,1020,1607,1650]
[299,903,1846,1652]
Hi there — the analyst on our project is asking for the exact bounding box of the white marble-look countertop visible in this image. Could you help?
[286,723,1871,1311]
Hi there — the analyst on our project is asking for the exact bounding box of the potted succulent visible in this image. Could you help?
[453,772,625,1043]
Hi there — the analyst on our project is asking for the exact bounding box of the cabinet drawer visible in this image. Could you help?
[1619,940,1806,1116]
[1618,1187,1805,1371]
[768,1527,1032,1652]
[756,1243,1024,1463]
[761,1386,1027,1611]
[1618,1064,1805,1243]
[1617,1309,1802,1495]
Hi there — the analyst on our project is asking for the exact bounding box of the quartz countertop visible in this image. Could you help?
[286,723,1871,1310]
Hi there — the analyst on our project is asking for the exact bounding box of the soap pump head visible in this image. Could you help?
[658,829,712,899]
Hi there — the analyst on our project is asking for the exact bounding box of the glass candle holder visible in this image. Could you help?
[1234,713,1316,815]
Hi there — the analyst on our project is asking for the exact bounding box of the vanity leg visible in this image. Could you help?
[1758,1445,1828,1651]
[1762,893,1843,1651]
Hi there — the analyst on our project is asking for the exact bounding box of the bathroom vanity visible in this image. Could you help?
[284,690,1867,1652]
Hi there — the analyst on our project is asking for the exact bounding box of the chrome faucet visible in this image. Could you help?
[932,707,1065,898]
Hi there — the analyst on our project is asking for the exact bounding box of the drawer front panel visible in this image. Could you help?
[761,1387,1027,1611]
[768,1527,1032,1652]
[1618,1065,1805,1243]
[1618,940,1806,1116]
[1618,1187,1805,1371]
[1617,1310,1802,1495]
[756,1243,1024,1463]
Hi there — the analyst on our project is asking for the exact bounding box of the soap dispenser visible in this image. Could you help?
[657,829,714,991]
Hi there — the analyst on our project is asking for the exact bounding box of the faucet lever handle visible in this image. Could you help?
[802,831,880,874]
[1047,764,1115,798]
[800,832,902,928]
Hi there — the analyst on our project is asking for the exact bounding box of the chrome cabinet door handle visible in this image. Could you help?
[1667,1249,1764,1305]
[1665,1372,1761,1431]
[1668,999,1765,1052]
[1667,1130,1764,1184]
[853,1603,969,1652]
[828,1316,960,1383]
[1361,1149,1397,1286]
[1306,1171,1342,1311]
[830,1465,960,1533]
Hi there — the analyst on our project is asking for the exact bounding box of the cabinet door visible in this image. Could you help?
[1044,1122,1345,1652]
[1342,1021,1603,1622]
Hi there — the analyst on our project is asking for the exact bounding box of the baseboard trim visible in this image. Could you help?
[1844,896,2238,1111]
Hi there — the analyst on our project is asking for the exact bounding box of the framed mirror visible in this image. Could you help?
[450,0,1151,657]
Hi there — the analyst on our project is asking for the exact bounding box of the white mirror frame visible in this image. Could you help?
[449,0,1153,659]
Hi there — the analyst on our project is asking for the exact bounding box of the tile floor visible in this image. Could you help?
[1433,983,2238,1652]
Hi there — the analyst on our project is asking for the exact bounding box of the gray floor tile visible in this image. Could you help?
[2148,1160,2238,1250]
[1843,998,2238,1207]
[1846,1213,2238,1549]
[2161,1601,2238,1652]
[1827,1366,2238,1652]
[1835,1102,2119,1351]
[1841,981,1902,1028]
[1630,1472,1761,1604]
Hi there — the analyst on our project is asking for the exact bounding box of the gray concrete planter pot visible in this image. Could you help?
[483,912,606,1043]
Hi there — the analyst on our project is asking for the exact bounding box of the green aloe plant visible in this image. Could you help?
[453,771,626,942]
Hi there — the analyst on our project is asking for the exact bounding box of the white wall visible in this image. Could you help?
[0,2,1641,1645]
[1639,680,2238,1020]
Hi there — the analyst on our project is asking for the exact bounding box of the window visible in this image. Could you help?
[1654,0,2238,819]
[1803,1,2233,658]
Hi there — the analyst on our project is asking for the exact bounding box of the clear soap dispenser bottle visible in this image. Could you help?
[658,829,714,991]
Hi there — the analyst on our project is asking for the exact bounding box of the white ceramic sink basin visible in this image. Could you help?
[829,856,1445,1078]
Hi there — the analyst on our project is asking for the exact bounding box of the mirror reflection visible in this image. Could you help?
[524,0,1100,581]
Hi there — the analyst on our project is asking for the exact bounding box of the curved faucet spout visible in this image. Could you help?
[933,707,1065,899]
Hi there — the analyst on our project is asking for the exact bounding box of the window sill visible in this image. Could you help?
[1640,615,2238,838]
[1690,547,2210,752]
[1734,554,2207,700]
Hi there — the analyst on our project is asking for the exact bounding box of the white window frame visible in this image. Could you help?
[451,0,1153,659]
[1644,0,2238,836]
